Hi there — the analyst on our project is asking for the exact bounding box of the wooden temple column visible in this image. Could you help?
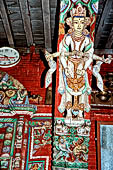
[46,0,100,169]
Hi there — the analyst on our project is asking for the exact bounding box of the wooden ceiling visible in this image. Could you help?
[0,0,113,54]
[95,0,113,54]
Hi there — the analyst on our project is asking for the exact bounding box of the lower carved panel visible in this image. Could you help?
[53,118,91,169]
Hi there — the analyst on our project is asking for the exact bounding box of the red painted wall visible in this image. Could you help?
[0,52,47,105]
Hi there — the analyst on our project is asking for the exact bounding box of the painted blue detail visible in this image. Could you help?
[91,4,98,14]
[58,106,65,113]
[73,16,85,18]
[72,110,79,116]
[85,107,90,113]
[58,88,65,95]
[25,95,29,105]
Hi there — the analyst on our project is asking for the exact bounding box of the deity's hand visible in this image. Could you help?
[45,50,54,62]
[76,68,85,76]
[79,51,84,57]
[104,55,112,64]
[84,52,90,58]
[46,54,54,62]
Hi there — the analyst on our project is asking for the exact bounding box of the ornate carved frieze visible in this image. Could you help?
[53,118,90,168]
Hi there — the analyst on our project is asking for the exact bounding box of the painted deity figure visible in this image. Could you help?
[45,4,112,120]
[58,3,93,119]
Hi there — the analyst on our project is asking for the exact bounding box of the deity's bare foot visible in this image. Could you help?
[77,110,83,120]
[66,108,72,119]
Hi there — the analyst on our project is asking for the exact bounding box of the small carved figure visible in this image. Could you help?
[72,137,88,162]
[77,121,91,136]
[54,136,72,161]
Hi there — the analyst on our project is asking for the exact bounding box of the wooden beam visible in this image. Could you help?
[95,0,113,48]
[18,0,33,46]
[0,0,14,47]
[16,48,113,55]
[94,49,113,55]
[15,46,44,54]
[41,0,52,52]
[105,27,113,48]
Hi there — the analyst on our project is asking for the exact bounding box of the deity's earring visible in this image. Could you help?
[83,20,87,29]
[66,17,73,28]
[85,17,91,27]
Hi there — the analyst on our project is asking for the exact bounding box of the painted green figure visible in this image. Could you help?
[54,136,72,161]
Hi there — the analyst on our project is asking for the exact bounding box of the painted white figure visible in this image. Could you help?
[45,4,112,120]
[58,3,93,119]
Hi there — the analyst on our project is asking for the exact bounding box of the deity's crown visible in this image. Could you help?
[70,3,86,18]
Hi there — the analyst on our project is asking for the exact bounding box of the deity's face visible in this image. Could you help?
[73,16,85,33]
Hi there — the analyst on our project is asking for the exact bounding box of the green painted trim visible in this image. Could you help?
[10,121,17,156]
[26,127,31,170]
[53,161,88,168]
[0,118,17,122]
[9,157,13,170]
[0,108,35,113]
[55,118,90,122]
[60,0,73,23]
[64,43,69,52]
[84,43,92,52]
[0,157,10,160]
[32,117,52,120]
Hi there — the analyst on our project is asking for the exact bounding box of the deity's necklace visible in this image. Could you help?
[71,32,85,42]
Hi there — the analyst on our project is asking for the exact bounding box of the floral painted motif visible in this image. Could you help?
[0,71,28,105]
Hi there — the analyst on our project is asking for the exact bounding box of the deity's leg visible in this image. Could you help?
[79,92,90,116]
[58,65,65,94]
[84,93,91,113]
[78,93,85,119]
[65,91,72,118]
[54,151,63,161]
[58,93,66,113]
[85,72,91,95]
